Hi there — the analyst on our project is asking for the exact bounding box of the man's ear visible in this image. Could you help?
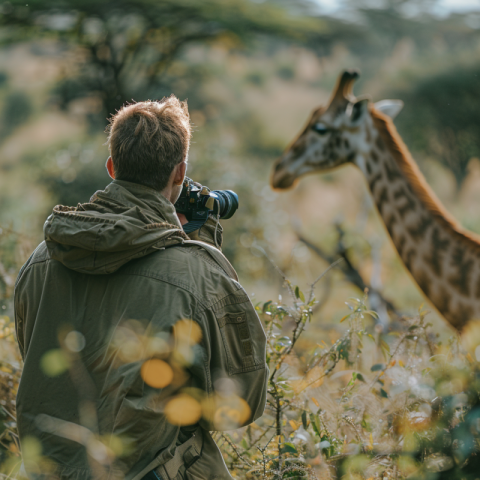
[106,156,115,179]
[173,161,187,186]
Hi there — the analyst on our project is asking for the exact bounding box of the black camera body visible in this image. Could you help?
[174,177,239,234]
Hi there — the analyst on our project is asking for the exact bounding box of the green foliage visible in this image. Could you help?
[0,91,32,139]
[0,229,23,471]
[215,282,480,479]
[394,65,480,188]
[2,0,325,121]
[3,231,480,478]
[3,1,480,478]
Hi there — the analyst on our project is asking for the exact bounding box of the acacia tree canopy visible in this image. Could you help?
[1,0,326,120]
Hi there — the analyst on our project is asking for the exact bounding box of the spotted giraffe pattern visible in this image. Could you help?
[350,119,480,328]
[271,71,480,330]
[360,119,480,329]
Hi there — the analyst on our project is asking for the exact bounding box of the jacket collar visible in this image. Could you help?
[97,179,182,229]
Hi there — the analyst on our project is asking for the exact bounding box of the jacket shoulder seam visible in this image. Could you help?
[118,270,209,310]
[185,247,227,276]
[14,244,49,290]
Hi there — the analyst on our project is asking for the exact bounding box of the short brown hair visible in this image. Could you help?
[106,96,191,191]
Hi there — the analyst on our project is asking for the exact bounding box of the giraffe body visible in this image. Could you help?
[271,70,480,330]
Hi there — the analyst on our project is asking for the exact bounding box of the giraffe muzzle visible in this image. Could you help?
[271,163,297,190]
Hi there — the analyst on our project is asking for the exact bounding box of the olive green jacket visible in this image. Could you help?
[14,180,268,480]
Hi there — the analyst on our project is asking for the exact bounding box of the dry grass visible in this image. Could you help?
[1,230,480,479]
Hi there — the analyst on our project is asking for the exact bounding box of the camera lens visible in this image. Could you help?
[211,190,239,220]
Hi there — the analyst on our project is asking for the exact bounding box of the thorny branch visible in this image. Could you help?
[298,228,400,318]
[220,434,253,468]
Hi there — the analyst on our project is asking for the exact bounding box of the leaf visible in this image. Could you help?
[371,364,384,372]
[339,314,351,323]
[380,388,388,398]
[310,413,321,437]
[289,420,299,431]
[311,397,320,407]
[347,297,361,304]
[262,301,272,313]
[380,339,390,354]
[277,381,292,391]
[279,442,297,454]
[295,286,300,299]
[302,410,308,429]
[408,325,419,331]
[356,373,366,383]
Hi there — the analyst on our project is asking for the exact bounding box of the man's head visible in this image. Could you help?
[106,95,191,202]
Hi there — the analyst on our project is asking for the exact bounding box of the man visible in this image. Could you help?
[14,96,268,479]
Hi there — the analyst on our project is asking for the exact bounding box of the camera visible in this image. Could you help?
[174,177,239,234]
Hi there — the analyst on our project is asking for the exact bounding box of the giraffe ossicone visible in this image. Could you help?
[271,69,480,331]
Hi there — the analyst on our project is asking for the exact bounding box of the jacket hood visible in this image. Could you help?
[44,180,187,274]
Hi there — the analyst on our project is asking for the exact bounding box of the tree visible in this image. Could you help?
[393,65,480,188]
[2,0,324,122]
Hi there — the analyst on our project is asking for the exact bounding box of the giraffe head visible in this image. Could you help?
[271,69,404,189]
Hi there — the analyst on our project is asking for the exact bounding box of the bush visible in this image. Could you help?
[217,274,480,479]
[1,250,480,479]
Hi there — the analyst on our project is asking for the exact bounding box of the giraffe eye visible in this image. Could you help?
[312,123,329,135]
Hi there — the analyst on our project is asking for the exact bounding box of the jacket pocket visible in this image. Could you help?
[215,306,264,375]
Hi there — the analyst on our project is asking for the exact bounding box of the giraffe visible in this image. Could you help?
[271,69,480,331]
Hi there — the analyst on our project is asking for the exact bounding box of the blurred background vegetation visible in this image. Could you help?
[2,0,480,321]
[2,0,480,476]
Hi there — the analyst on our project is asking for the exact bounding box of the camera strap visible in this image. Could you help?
[131,427,204,480]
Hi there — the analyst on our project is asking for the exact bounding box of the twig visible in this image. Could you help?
[298,233,399,317]
[307,257,344,304]
[253,244,300,313]
[221,434,253,467]
[0,405,16,422]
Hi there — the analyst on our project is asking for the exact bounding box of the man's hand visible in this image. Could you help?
[187,215,223,250]
[177,213,188,226]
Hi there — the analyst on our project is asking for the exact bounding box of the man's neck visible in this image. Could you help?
[160,185,175,203]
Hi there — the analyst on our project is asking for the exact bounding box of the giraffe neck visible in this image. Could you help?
[357,110,480,330]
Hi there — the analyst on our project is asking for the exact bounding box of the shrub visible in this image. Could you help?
[1,253,480,479]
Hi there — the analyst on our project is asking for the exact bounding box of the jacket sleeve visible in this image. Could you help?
[13,248,38,359]
[198,287,269,431]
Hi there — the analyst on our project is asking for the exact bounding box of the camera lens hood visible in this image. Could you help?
[213,190,239,220]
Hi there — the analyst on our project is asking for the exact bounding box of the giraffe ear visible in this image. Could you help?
[374,100,404,120]
[348,98,369,125]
